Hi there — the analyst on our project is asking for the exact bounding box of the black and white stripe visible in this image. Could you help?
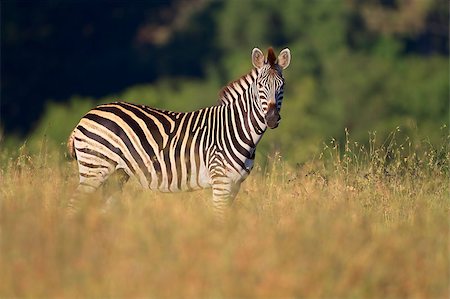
[67,47,291,217]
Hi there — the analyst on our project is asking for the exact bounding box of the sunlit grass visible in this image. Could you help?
[0,132,448,298]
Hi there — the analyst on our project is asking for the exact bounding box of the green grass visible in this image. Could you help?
[0,133,448,298]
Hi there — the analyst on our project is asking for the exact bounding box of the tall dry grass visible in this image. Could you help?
[0,131,449,298]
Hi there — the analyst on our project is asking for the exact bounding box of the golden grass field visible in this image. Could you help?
[1,133,449,298]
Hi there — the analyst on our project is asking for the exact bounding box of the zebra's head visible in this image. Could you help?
[252,47,291,129]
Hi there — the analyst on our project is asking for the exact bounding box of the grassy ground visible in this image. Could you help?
[0,134,449,298]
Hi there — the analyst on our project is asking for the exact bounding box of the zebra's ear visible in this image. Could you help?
[277,48,291,70]
[252,48,265,68]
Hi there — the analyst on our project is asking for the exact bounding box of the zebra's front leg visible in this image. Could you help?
[211,178,241,220]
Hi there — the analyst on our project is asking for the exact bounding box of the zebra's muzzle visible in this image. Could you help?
[266,103,281,129]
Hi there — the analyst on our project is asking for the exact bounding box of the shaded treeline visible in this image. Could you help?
[1,0,220,135]
[1,0,448,163]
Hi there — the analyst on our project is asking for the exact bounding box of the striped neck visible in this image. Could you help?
[217,69,259,106]
[217,68,267,146]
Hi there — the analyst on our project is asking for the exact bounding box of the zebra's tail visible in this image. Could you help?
[67,130,77,160]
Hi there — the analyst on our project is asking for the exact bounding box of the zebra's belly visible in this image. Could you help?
[140,161,212,193]
[156,184,210,193]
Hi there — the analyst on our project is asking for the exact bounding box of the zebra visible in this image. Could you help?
[67,47,291,217]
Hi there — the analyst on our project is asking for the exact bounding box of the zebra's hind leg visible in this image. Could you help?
[67,163,115,215]
[102,168,130,213]
[211,179,241,221]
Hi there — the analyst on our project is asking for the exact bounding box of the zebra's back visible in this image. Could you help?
[70,101,212,192]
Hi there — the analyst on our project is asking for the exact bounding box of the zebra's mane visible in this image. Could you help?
[217,69,258,106]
